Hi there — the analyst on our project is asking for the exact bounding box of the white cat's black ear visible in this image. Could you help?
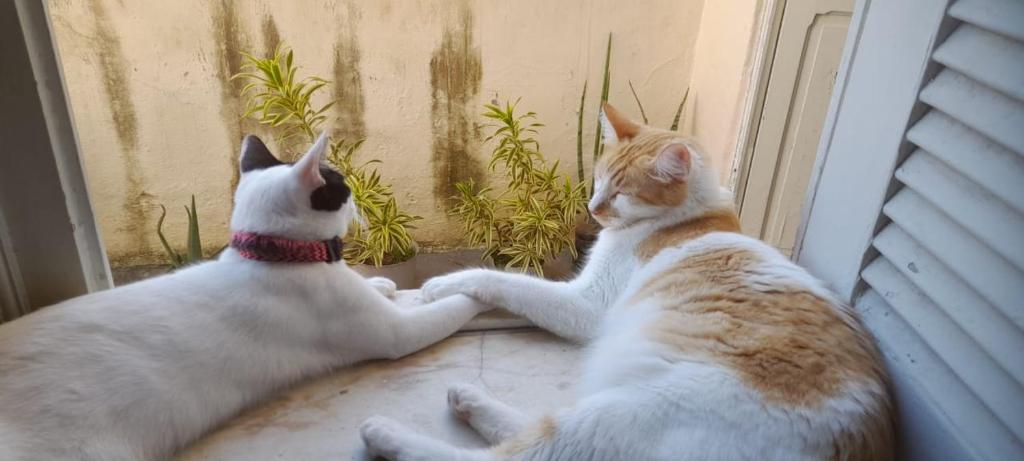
[601,103,641,144]
[239,135,282,173]
[292,132,328,188]
[653,143,691,183]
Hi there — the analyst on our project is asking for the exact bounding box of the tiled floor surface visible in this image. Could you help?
[178,328,582,460]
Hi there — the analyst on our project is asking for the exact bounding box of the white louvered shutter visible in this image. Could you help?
[855,0,1024,458]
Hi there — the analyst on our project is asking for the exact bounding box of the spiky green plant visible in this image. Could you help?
[575,81,588,185]
[234,45,420,266]
[326,139,420,266]
[452,99,587,275]
[592,33,613,167]
[234,48,333,153]
[156,195,220,267]
[628,80,649,125]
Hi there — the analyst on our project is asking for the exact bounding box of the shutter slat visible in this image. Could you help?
[949,0,1024,42]
[906,111,1024,214]
[919,69,1024,155]
[837,1,1024,456]
[884,188,1024,328]
[932,23,1024,101]
[895,150,1024,270]
[856,289,1022,460]
[861,258,1024,438]
[873,224,1024,385]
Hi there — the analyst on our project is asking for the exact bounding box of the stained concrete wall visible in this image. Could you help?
[48,0,710,265]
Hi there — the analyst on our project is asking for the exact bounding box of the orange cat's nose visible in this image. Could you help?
[589,202,609,216]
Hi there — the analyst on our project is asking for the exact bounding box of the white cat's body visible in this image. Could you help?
[0,134,489,460]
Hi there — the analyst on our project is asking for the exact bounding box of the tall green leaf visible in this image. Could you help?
[576,80,587,185]
[592,33,612,166]
[628,80,648,124]
[186,195,202,263]
[670,87,690,131]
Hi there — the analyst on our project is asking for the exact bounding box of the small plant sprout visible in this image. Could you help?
[156,195,223,267]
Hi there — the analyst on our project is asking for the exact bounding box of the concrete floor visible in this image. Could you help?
[177,328,582,460]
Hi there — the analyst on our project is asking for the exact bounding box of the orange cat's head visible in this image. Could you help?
[589,103,726,229]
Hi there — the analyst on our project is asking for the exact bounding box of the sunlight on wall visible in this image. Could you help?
[689,0,763,185]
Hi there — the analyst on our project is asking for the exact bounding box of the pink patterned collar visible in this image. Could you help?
[230,232,344,264]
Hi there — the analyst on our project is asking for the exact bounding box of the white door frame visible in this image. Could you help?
[731,0,787,195]
[734,0,855,253]
[0,1,112,320]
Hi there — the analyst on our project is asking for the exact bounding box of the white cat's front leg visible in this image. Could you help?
[366,276,397,299]
[422,269,600,342]
[420,269,492,302]
[369,294,492,360]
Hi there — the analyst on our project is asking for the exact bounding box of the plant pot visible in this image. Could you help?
[354,258,418,290]
[541,251,575,280]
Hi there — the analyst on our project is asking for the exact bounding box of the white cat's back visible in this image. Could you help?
[0,257,373,460]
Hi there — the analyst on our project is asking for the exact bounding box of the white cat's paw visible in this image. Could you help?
[447,382,490,422]
[420,270,487,303]
[367,277,397,299]
[359,416,407,459]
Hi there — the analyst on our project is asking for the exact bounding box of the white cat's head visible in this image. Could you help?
[230,133,356,240]
[589,103,725,229]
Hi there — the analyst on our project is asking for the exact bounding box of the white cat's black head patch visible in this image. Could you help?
[240,135,283,172]
[311,167,349,211]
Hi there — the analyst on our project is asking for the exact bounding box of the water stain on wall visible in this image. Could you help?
[261,14,281,56]
[332,3,367,141]
[89,0,150,257]
[211,0,251,197]
[429,3,485,203]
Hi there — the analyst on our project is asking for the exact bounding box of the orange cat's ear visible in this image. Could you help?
[600,103,642,144]
[653,143,691,183]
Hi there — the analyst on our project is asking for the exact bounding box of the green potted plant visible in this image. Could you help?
[325,138,421,287]
[233,46,421,286]
[451,98,587,278]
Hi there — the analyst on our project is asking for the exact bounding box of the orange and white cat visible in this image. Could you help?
[359,103,894,460]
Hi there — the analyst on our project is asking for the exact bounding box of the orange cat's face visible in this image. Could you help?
[589,104,694,228]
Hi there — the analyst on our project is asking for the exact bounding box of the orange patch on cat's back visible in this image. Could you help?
[641,247,887,407]
[634,209,741,261]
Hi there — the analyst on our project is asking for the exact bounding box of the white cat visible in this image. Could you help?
[0,134,490,461]
[359,104,893,460]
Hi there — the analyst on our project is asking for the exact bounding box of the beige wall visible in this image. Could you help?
[48,0,711,265]
[688,0,763,184]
